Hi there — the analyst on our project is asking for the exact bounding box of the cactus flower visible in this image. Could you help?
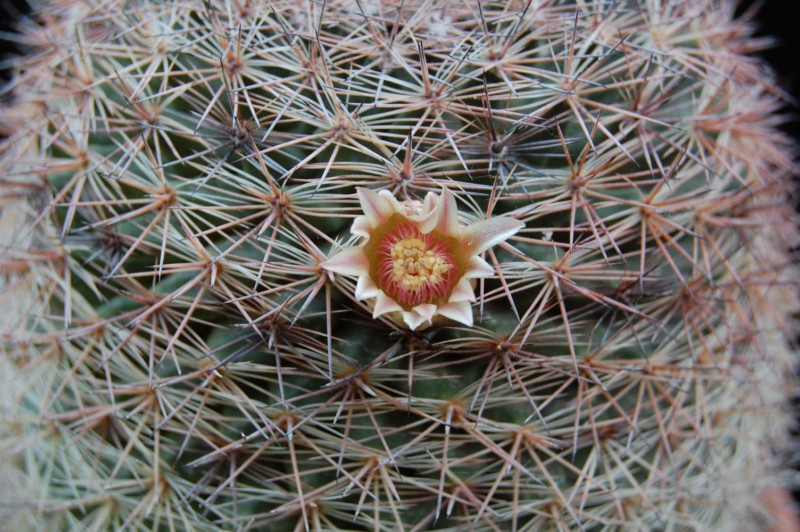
[323,188,524,329]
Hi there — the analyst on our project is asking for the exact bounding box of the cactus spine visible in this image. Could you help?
[1,0,797,530]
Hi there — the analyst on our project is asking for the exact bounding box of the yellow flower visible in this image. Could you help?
[322,188,524,330]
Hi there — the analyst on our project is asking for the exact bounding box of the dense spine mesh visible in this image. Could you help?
[0,1,797,530]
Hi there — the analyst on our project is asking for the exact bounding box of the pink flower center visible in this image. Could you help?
[376,223,457,308]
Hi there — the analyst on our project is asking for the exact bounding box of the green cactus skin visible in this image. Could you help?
[1,0,797,530]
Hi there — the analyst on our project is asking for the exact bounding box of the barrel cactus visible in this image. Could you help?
[1,0,797,530]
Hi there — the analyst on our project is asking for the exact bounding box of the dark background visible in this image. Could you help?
[736,0,800,141]
[0,0,29,84]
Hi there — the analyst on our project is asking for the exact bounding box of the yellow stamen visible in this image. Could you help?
[390,237,451,291]
[374,222,457,308]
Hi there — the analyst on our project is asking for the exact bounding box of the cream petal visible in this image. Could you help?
[461,217,524,255]
[373,291,403,318]
[355,276,380,300]
[448,277,476,302]
[351,215,373,238]
[437,301,473,327]
[380,189,407,214]
[408,194,439,233]
[357,187,395,226]
[422,191,438,214]
[413,212,438,234]
[402,310,429,330]
[321,246,370,276]
[462,255,495,279]
[412,303,438,321]
[434,187,459,238]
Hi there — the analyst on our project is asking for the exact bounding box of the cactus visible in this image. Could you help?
[1,0,797,530]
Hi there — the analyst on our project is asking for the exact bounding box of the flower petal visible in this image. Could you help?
[355,275,380,300]
[462,255,495,279]
[402,310,429,330]
[461,217,524,255]
[357,187,396,227]
[448,277,476,302]
[382,189,411,215]
[351,215,373,238]
[422,191,438,215]
[407,192,439,233]
[437,301,473,326]
[434,187,459,238]
[412,303,438,321]
[373,291,403,318]
[321,246,370,276]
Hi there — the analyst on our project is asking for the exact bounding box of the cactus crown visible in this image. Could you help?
[1,0,798,530]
